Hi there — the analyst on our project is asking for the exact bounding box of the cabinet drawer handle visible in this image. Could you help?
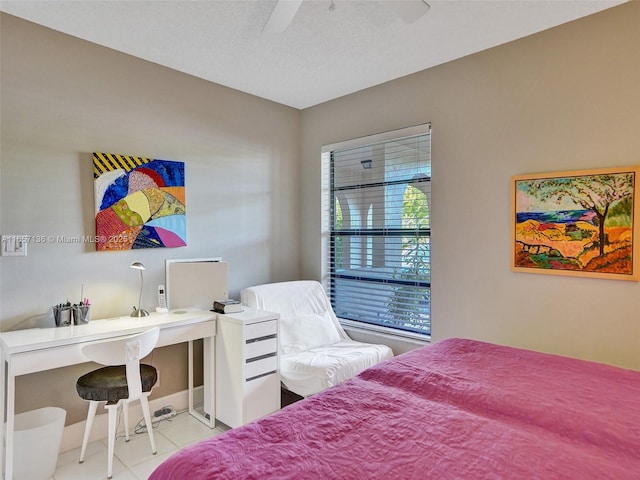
[246,334,277,344]
[246,352,277,363]
[246,371,277,382]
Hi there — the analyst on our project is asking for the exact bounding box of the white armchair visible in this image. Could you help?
[241,280,393,397]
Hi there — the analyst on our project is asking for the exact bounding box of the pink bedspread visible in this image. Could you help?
[150,338,640,479]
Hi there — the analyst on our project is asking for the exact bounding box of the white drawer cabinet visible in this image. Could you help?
[215,308,281,428]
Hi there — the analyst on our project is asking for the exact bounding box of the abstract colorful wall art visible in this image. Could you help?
[511,166,640,281]
[93,152,186,251]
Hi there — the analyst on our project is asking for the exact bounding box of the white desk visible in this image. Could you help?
[0,308,216,480]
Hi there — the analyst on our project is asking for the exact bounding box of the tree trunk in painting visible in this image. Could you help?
[595,204,608,257]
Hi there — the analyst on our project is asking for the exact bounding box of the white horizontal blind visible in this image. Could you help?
[324,125,431,336]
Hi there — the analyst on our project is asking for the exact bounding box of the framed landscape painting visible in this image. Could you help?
[511,166,640,281]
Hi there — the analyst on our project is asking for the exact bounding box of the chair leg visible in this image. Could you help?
[106,404,118,479]
[139,394,157,454]
[123,400,130,442]
[79,401,99,463]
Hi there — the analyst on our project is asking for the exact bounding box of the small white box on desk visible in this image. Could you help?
[215,308,281,428]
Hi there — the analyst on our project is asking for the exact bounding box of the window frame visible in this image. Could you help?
[321,124,432,341]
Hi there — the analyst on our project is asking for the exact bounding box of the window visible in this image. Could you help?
[322,124,431,337]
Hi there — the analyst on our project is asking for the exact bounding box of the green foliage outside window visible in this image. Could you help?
[386,185,430,332]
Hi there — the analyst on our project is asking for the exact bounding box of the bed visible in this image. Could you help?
[150,338,640,479]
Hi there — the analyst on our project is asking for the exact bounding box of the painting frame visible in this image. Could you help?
[511,165,640,281]
[93,152,187,251]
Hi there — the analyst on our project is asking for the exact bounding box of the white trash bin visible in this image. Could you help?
[10,407,66,480]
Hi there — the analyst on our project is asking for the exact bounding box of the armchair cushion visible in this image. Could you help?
[241,280,350,343]
[280,311,341,355]
[281,340,393,398]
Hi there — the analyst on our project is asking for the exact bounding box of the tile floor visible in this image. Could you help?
[51,411,228,480]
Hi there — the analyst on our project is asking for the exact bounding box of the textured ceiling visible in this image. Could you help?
[0,0,626,109]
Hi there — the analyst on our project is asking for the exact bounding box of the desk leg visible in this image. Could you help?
[203,336,214,425]
[187,341,194,418]
[4,361,15,480]
[187,338,215,428]
[1,349,5,479]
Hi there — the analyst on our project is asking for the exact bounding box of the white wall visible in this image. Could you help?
[0,13,300,422]
[300,2,640,370]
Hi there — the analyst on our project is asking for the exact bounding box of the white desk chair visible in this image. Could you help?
[241,281,393,397]
[76,327,160,479]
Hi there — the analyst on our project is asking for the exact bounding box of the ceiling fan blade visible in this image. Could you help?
[392,0,431,24]
[263,0,304,34]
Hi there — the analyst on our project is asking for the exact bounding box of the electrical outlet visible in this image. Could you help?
[1,235,27,256]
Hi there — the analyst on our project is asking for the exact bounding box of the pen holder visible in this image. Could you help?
[53,306,72,327]
[72,305,90,325]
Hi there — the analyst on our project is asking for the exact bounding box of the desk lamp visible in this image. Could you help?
[130,262,150,317]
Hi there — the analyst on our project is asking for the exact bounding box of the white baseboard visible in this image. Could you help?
[60,386,204,453]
